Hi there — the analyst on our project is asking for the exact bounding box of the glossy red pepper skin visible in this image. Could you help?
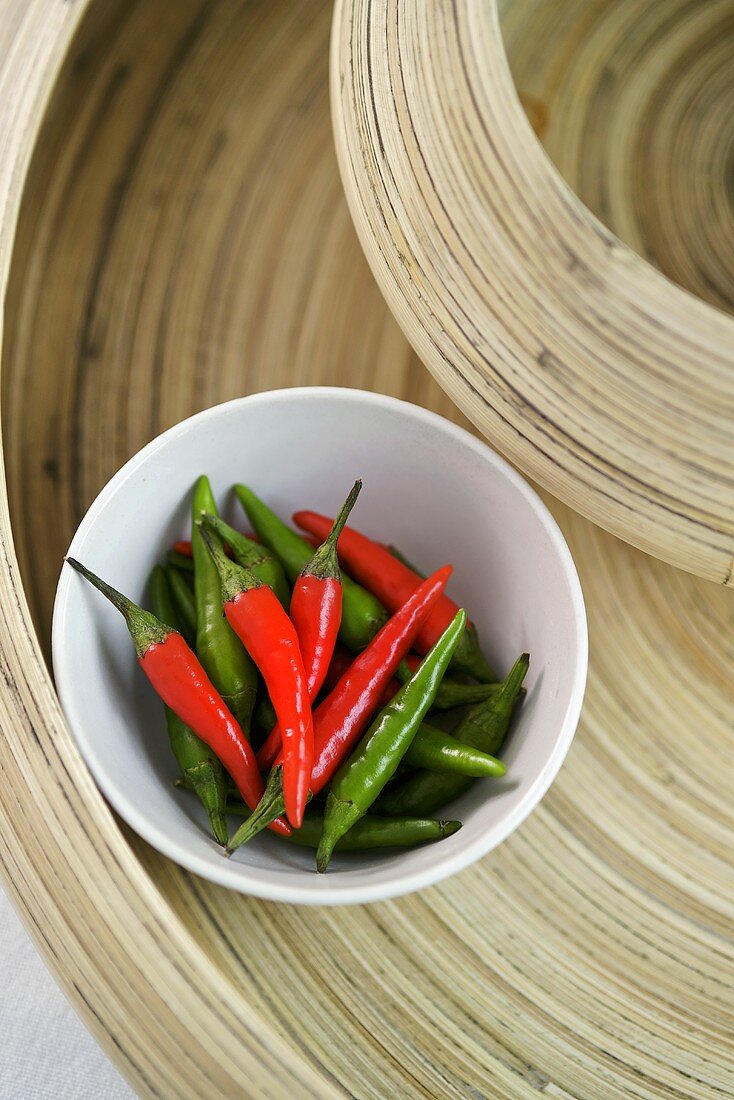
[293,513,461,655]
[142,638,292,835]
[254,481,360,773]
[199,528,315,828]
[140,634,267,813]
[290,575,342,697]
[325,647,412,709]
[223,585,313,828]
[255,577,341,772]
[65,558,290,836]
[293,515,496,683]
[377,674,401,708]
[377,654,424,705]
[321,642,353,695]
[226,564,453,852]
[277,565,452,794]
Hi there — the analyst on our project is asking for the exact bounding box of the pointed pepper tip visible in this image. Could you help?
[209,814,229,848]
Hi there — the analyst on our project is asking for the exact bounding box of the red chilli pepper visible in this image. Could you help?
[227,565,452,850]
[377,674,401,708]
[303,533,394,556]
[293,513,495,681]
[321,638,406,703]
[304,564,451,791]
[198,528,313,829]
[320,643,353,695]
[356,656,419,711]
[173,536,255,559]
[373,654,426,708]
[257,481,361,770]
[65,558,290,836]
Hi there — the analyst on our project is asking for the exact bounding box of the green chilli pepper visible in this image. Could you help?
[166,549,194,573]
[201,513,290,609]
[376,652,529,817]
[192,476,258,736]
[316,608,467,871]
[430,678,502,711]
[387,549,497,683]
[165,565,197,644]
[387,548,496,682]
[176,772,237,795]
[227,802,461,850]
[405,721,506,777]
[394,656,501,711]
[149,565,228,845]
[234,483,388,651]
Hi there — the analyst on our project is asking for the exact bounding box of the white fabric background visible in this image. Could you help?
[0,885,134,1099]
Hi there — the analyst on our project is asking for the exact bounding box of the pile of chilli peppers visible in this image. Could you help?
[66,478,529,872]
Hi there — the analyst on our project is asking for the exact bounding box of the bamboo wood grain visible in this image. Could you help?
[332,0,734,586]
[0,0,732,1097]
[501,0,734,316]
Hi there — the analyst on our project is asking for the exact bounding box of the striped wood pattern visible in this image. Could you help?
[332,0,734,585]
[0,0,732,1097]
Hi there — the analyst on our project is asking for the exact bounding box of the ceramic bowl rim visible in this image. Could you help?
[52,387,588,905]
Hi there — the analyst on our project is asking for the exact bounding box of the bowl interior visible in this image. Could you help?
[53,389,586,903]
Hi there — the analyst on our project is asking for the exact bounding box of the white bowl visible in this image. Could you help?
[53,388,587,905]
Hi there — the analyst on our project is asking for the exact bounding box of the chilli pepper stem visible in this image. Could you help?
[201,513,290,609]
[377,653,529,818]
[66,558,170,656]
[149,565,229,845]
[302,479,361,581]
[257,481,363,767]
[226,766,286,853]
[234,484,388,652]
[197,523,259,601]
[223,801,462,851]
[66,557,290,835]
[200,528,314,828]
[229,565,452,851]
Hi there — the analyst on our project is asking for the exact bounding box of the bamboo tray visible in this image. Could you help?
[333,0,734,585]
[0,1,732,1097]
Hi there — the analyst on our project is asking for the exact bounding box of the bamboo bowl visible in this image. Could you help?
[0,0,732,1096]
[332,0,734,585]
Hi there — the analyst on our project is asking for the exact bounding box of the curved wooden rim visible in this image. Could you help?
[1,2,732,1097]
[0,3,329,1095]
[330,0,734,584]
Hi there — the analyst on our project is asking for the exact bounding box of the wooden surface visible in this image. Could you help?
[501,0,734,316]
[332,0,734,586]
[0,0,732,1097]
